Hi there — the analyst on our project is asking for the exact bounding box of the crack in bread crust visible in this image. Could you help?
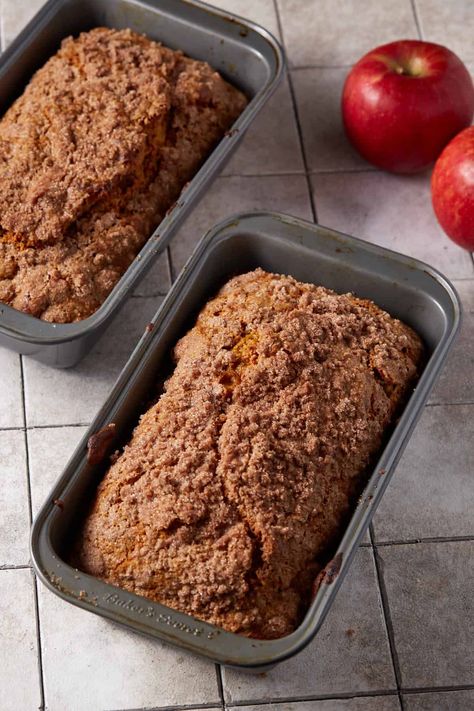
[75,269,424,639]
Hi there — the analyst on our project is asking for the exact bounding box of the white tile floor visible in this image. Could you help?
[276,0,419,67]
[0,430,29,566]
[311,171,473,279]
[292,67,372,172]
[223,548,397,702]
[38,586,220,711]
[0,1,473,710]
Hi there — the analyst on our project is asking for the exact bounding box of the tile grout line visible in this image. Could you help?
[31,572,47,711]
[215,663,226,711]
[19,355,46,711]
[306,166,377,175]
[116,683,474,710]
[290,63,354,71]
[107,704,223,711]
[222,167,376,177]
[19,358,33,542]
[426,400,474,408]
[26,421,90,429]
[222,684,474,707]
[410,0,424,40]
[226,693,401,707]
[272,0,319,224]
[222,169,306,178]
[375,536,474,547]
[87,686,474,711]
[369,523,406,711]
[402,683,474,695]
[0,563,32,571]
[0,422,90,433]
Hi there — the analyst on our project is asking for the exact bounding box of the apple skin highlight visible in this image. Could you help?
[342,40,474,174]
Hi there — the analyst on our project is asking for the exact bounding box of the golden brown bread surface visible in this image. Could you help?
[0,27,246,322]
[76,269,424,639]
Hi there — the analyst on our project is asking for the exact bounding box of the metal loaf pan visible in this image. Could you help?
[31,212,461,670]
[0,0,283,367]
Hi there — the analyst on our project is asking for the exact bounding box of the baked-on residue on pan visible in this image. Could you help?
[76,269,424,639]
[0,28,247,322]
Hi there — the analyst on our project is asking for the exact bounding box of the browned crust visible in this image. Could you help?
[75,269,424,639]
[0,27,247,321]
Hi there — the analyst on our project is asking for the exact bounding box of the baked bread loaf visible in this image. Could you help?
[0,28,246,322]
[76,269,424,639]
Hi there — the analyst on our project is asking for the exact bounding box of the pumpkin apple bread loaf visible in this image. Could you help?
[0,27,246,322]
[76,269,424,639]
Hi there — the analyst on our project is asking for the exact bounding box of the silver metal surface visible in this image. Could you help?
[0,0,283,367]
[31,212,461,669]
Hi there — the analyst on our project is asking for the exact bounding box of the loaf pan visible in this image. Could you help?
[0,0,283,368]
[31,212,461,670]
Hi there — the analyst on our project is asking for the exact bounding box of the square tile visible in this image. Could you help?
[237,698,401,711]
[403,690,474,711]
[0,347,23,428]
[416,0,474,64]
[1,0,46,48]
[0,430,30,567]
[379,541,474,687]
[373,404,474,542]
[23,296,162,427]
[209,0,280,41]
[276,0,418,67]
[222,77,304,176]
[222,547,396,702]
[37,584,219,711]
[311,171,474,280]
[0,568,42,711]
[429,280,474,405]
[132,248,171,297]
[28,425,88,515]
[170,174,313,277]
[292,67,372,172]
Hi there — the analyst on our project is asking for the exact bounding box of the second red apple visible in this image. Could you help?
[342,40,474,173]
[431,126,474,250]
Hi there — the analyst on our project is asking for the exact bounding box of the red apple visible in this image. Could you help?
[342,40,474,173]
[431,126,474,250]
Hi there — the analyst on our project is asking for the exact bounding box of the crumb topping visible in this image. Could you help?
[0,28,246,321]
[76,269,424,639]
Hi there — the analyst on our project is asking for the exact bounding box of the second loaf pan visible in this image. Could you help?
[0,0,283,367]
[31,212,461,670]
